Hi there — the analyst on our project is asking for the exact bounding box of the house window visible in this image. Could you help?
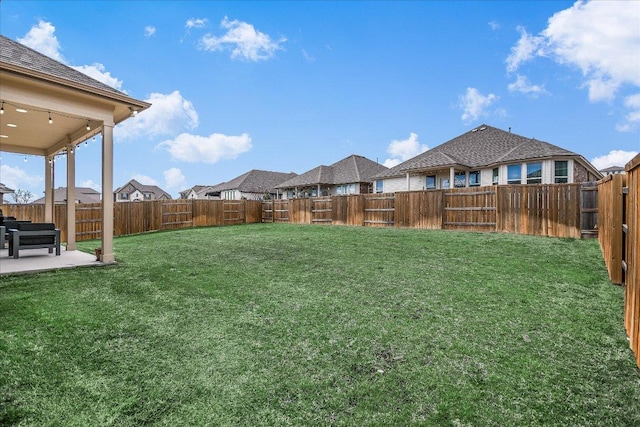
[454,172,466,188]
[311,187,318,197]
[469,171,480,187]
[144,192,151,200]
[492,168,499,185]
[527,162,542,184]
[554,161,568,183]
[375,180,383,193]
[120,192,128,200]
[426,175,436,190]
[507,164,522,184]
[441,178,450,189]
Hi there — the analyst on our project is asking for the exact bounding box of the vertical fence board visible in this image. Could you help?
[624,156,640,368]
[598,174,625,284]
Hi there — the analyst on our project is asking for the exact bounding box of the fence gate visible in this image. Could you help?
[580,182,599,238]
[162,201,193,230]
[443,189,496,232]
[262,200,274,223]
[364,195,395,227]
[224,200,245,224]
[312,197,332,224]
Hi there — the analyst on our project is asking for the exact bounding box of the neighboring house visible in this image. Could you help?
[179,185,216,200]
[114,179,172,202]
[205,170,298,200]
[373,124,602,193]
[31,187,101,204]
[600,166,625,176]
[0,183,15,204]
[276,154,388,199]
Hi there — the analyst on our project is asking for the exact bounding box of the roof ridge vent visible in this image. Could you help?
[471,128,478,132]
[479,126,486,131]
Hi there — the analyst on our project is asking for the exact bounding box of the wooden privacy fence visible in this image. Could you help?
[599,155,640,369]
[264,184,589,238]
[0,199,263,242]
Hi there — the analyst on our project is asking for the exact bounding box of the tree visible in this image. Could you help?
[11,189,34,204]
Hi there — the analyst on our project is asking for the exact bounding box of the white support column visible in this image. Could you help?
[44,155,54,223]
[101,124,115,263]
[406,172,410,191]
[66,143,77,251]
[449,167,455,189]
[465,171,469,188]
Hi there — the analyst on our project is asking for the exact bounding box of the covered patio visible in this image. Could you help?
[0,35,150,272]
[0,246,102,275]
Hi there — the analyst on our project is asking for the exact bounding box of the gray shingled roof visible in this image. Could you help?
[30,187,101,205]
[180,185,213,198]
[276,155,388,188]
[0,35,128,97]
[208,170,298,194]
[0,183,15,194]
[600,165,625,173]
[115,179,171,199]
[375,125,578,178]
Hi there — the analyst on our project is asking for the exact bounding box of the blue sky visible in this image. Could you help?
[1,0,639,199]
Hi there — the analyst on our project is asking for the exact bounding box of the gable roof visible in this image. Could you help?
[0,35,129,100]
[179,185,213,198]
[0,183,15,195]
[276,154,388,188]
[30,187,101,205]
[600,165,625,173]
[115,179,172,199]
[376,124,589,178]
[207,170,298,195]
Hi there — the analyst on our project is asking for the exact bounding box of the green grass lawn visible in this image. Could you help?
[1,224,639,426]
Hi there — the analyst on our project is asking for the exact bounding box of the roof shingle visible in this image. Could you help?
[376,125,578,178]
[1,35,128,97]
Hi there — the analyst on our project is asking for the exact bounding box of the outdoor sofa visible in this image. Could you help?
[7,222,61,259]
[0,214,29,249]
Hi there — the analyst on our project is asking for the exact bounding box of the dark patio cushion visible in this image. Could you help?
[15,223,57,245]
[17,222,55,232]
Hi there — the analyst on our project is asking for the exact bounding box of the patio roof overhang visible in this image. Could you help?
[0,65,149,155]
[0,56,150,264]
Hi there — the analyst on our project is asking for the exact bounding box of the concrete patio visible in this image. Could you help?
[0,247,108,275]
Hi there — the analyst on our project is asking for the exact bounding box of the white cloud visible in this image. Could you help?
[80,179,101,192]
[383,133,428,168]
[200,16,286,61]
[157,132,252,164]
[186,18,208,29]
[163,167,186,190]
[383,158,401,168]
[591,150,638,170]
[131,174,158,186]
[302,49,315,63]
[18,20,127,92]
[72,63,124,91]
[507,1,640,129]
[145,26,156,37]
[0,164,43,192]
[488,21,501,31]
[17,20,64,62]
[115,91,199,141]
[505,26,544,73]
[616,93,640,132]
[508,74,548,97]
[542,1,640,101]
[459,87,499,123]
